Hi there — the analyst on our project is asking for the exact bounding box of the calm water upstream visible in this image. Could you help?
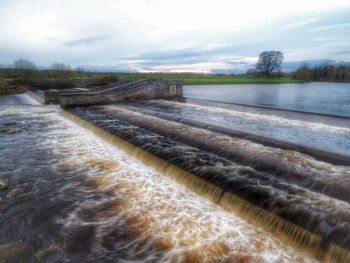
[184,82,350,117]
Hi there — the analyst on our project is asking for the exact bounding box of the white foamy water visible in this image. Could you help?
[113,104,350,201]
[154,100,350,135]
[48,112,318,262]
[18,92,42,106]
[0,94,320,262]
[122,100,350,157]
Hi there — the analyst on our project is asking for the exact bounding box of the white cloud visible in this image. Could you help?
[21,11,63,41]
[0,0,349,71]
[112,0,350,34]
[309,22,350,32]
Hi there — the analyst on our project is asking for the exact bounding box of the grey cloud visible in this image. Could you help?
[0,0,349,73]
[127,44,258,66]
[63,35,108,46]
[310,22,350,32]
[334,50,350,55]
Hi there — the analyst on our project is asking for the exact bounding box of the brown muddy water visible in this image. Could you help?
[65,104,350,261]
[0,94,346,263]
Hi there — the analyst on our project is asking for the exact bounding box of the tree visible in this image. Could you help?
[51,62,69,71]
[51,62,70,78]
[14,59,37,71]
[256,51,284,77]
[293,63,312,81]
[292,62,350,82]
[13,59,37,81]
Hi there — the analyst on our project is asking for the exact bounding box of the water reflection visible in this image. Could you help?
[184,82,350,117]
[253,86,280,106]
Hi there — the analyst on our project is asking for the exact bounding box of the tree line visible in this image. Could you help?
[12,59,72,80]
[0,58,121,90]
[2,56,350,83]
[248,52,350,82]
[292,63,350,82]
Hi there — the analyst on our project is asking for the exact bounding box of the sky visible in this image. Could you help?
[0,0,350,73]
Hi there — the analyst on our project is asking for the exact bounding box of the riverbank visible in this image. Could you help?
[0,81,26,95]
[119,74,303,85]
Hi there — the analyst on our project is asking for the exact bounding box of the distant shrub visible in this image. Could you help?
[15,78,76,90]
[293,63,350,82]
[39,79,75,90]
[85,75,119,87]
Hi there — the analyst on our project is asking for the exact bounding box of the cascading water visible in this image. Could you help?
[118,100,350,159]
[62,105,350,262]
[0,93,349,263]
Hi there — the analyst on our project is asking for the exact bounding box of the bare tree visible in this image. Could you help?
[256,51,284,77]
[51,62,69,71]
[13,59,37,81]
[14,59,37,71]
[51,62,70,78]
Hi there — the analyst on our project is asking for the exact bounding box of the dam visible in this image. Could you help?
[1,80,350,263]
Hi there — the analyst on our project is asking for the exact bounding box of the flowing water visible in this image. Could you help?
[94,105,350,202]
[64,104,350,254]
[61,103,350,260]
[119,100,350,158]
[0,94,322,262]
[183,82,350,117]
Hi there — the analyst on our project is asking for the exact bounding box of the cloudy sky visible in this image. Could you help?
[0,0,350,73]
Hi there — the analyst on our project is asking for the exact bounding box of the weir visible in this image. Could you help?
[23,88,350,262]
[101,106,350,202]
[60,108,350,263]
[119,99,350,165]
[3,97,317,262]
[120,105,350,166]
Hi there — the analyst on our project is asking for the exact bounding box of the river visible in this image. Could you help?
[0,94,320,262]
[183,82,350,117]
[120,99,350,159]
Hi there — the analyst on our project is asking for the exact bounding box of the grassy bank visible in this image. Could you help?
[0,69,304,90]
[119,74,304,85]
[0,71,120,94]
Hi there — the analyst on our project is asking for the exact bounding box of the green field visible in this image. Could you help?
[119,74,303,85]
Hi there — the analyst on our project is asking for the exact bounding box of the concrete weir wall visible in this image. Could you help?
[44,90,61,104]
[59,79,183,107]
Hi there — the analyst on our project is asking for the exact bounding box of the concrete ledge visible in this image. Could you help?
[59,79,183,107]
